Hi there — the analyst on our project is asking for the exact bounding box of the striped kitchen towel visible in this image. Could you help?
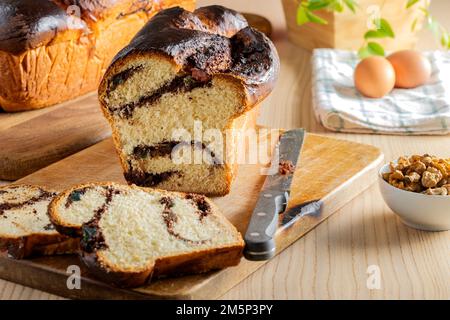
[312,49,450,135]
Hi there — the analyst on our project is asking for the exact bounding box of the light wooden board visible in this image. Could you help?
[0,93,111,181]
[0,134,382,299]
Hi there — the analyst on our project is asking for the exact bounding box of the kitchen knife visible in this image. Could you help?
[244,128,321,261]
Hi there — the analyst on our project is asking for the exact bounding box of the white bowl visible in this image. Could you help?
[379,163,450,231]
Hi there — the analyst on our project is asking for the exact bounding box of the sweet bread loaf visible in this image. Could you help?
[49,182,244,288]
[98,5,280,196]
[0,185,78,259]
[0,0,195,112]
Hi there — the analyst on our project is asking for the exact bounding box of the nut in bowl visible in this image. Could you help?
[379,155,450,232]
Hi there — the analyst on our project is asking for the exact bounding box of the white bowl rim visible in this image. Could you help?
[378,162,450,199]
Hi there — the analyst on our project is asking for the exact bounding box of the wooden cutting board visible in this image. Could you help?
[0,133,383,299]
[0,93,111,181]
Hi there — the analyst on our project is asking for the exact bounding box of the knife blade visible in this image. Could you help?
[244,128,306,261]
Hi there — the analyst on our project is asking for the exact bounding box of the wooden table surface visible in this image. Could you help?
[1,0,449,300]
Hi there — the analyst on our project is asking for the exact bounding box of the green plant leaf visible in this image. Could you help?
[406,0,420,8]
[343,0,357,13]
[377,18,395,38]
[296,5,310,25]
[364,30,387,39]
[306,0,331,11]
[305,9,328,24]
[441,32,450,48]
[357,46,371,59]
[364,19,395,39]
[367,42,386,56]
[411,17,418,32]
[357,43,385,59]
[419,7,429,16]
[331,0,344,13]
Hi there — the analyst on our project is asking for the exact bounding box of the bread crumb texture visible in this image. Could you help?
[56,183,243,271]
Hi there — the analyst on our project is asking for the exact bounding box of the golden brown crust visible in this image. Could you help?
[80,244,243,288]
[81,250,155,288]
[0,0,196,112]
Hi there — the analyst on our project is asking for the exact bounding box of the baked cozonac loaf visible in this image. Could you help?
[48,182,244,287]
[98,5,280,196]
[0,0,195,112]
[0,185,78,259]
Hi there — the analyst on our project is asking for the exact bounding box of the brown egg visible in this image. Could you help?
[387,50,431,88]
[354,56,396,98]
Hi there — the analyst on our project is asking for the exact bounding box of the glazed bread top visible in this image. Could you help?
[0,0,157,55]
[106,5,280,106]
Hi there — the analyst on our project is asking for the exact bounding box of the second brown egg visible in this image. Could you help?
[387,50,431,89]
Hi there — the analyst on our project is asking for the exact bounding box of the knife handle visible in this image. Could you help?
[244,192,287,261]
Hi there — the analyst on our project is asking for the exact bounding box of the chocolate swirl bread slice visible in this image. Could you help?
[0,185,78,259]
[98,5,280,196]
[49,182,244,287]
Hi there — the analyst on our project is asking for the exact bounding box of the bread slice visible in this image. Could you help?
[49,182,244,287]
[0,185,78,259]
